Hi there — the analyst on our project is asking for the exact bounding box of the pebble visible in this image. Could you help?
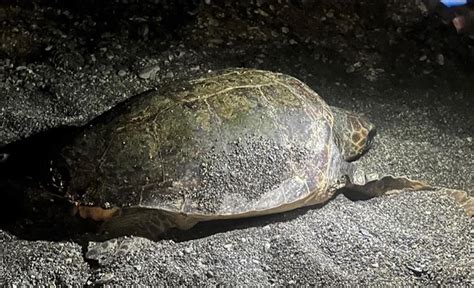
[436,54,444,66]
[256,9,269,17]
[359,228,371,237]
[184,246,193,254]
[0,153,10,163]
[95,273,114,284]
[264,242,271,251]
[346,65,355,73]
[423,69,432,75]
[117,69,127,77]
[406,263,424,274]
[281,27,289,34]
[419,55,427,61]
[138,65,160,80]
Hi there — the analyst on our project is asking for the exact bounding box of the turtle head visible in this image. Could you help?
[331,106,376,162]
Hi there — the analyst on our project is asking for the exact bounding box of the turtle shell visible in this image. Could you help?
[61,69,347,218]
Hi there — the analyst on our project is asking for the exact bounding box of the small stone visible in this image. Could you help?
[184,246,193,254]
[264,242,271,251]
[281,27,289,34]
[45,45,53,51]
[117,69,126,77]
[223,244,233,250]
[467,137,472,142]
[289,39,297,45]
[371,262,379,268]
[365,173,378,182]
[407,262,427,275]
[419,55,427,61]
[256,9,269,17]
[346,65,355,73]
[95,273,114,284]
[140,25,149,38]
[138,65,160,80]
[359,228,371,237]
[436,54,444,66]
[134,265,142,271]
[24,82,35,90]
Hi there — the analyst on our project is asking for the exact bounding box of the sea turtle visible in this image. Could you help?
[56,68,469,239]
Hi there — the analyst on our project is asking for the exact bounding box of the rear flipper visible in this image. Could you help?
[97,207,198,241]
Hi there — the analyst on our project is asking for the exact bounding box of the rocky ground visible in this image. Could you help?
[0,0,473,286]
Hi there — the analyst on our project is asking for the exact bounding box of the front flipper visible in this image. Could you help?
[342,175,431,201]
[342,176,473,217]
[442,188,474,217]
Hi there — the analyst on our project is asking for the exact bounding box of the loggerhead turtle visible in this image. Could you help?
[57,68,471,239]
